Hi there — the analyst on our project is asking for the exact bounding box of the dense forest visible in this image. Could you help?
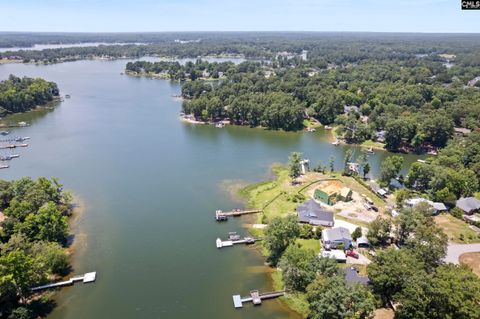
[0,75,60,116]
[173,56,480,142]
[3,32,480,64]
[0,177,73,319]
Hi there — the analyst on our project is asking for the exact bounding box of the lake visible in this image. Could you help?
[0,42,146,53]
[0,59,420,319]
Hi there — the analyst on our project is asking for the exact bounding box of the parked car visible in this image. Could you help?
[346,250,359,259]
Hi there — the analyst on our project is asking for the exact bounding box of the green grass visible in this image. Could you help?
[239,166,301,223]
[360,139,386,150]
[271,271,310,317]
[295,238,321,254]
[435,214,480,243]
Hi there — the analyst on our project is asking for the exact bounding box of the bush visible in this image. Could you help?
[449,207,464,219]
[299,224,314,239]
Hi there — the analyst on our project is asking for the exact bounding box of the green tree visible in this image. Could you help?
[379,155,404,187]
[366,217,391,247]
[288,152,302,181]
[329,156,335,173]
[306,276,375,319]
[343,149,354,175]
[264,215,300,265]
[351,227,363,242]
[363,162,370,179]
[278,245,319,292]
[16,202,68,244]
[368,248,425,305]
[428,264,480,319]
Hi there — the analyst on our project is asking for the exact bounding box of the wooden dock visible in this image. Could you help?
[31,272,96,292]
[215,209,262,221]
[216,237,261,248]
[232,290,285,308]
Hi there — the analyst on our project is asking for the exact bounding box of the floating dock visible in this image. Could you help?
[0,143,28,149]
[216,237,261,248]
[31,272,96,292]
[232,290,285,308]
[215,209,262,221]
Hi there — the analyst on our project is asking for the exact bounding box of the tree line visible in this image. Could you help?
[125,60,235,81]
[0,75,59,116]
[0,177,73,319]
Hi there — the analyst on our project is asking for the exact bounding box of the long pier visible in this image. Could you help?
[232,290,285,308]
[215,209,262,221]
[216,237,262,248]
[31,272,96,292]
[0,143,28,149]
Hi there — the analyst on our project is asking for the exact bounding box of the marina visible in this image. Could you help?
[31,272,97,292]
[232,290,285,308]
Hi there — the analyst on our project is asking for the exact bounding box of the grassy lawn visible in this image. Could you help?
[271,271,309,317]
[360,139,386,150]
[459,252,480,277]
[434,214,480,243]
[295,238,321,254]
[239,166,303,223]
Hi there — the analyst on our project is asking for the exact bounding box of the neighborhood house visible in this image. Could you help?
[405,198,447,215]
[297,199,335,227]
[314,180,352,205]
[321,227,352,249]
[456,197,480,215]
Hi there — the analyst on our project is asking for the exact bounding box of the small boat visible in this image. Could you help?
[65,94,71,99]
[332,139,340,146]
[324,125,333,130]
[0,154,19,161]
[427,150,438,156]
[365,147,374,154]
[15,137,30,142]
[417,159,427,163]
[18,143,28,147]
[0,164,9,169]
[0,131,9,136]
[228,232,241,241]
[17,121,29,127]
[306,127,316,132]
[215,123,225,128]
[216,238,222,249]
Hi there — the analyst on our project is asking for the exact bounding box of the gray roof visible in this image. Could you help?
[456,197,480,213]
[297,200,334,225]
[344,267,369,285]
[323,227,352,242]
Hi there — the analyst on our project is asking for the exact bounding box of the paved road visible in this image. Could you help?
[444,243,480,264]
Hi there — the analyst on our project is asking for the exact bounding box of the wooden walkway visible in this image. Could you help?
[31,272,96,292]
[216,237,262,248]
[232,290,285,308]
[215,209,262,221]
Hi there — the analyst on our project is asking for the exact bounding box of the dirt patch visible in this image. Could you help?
[459,252,480,277]
[374,308,394,319]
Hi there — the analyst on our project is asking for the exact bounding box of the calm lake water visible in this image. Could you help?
[0,59,420,319]
[0,42,146,53]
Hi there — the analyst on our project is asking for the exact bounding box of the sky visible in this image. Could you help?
[0,0,479,33]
